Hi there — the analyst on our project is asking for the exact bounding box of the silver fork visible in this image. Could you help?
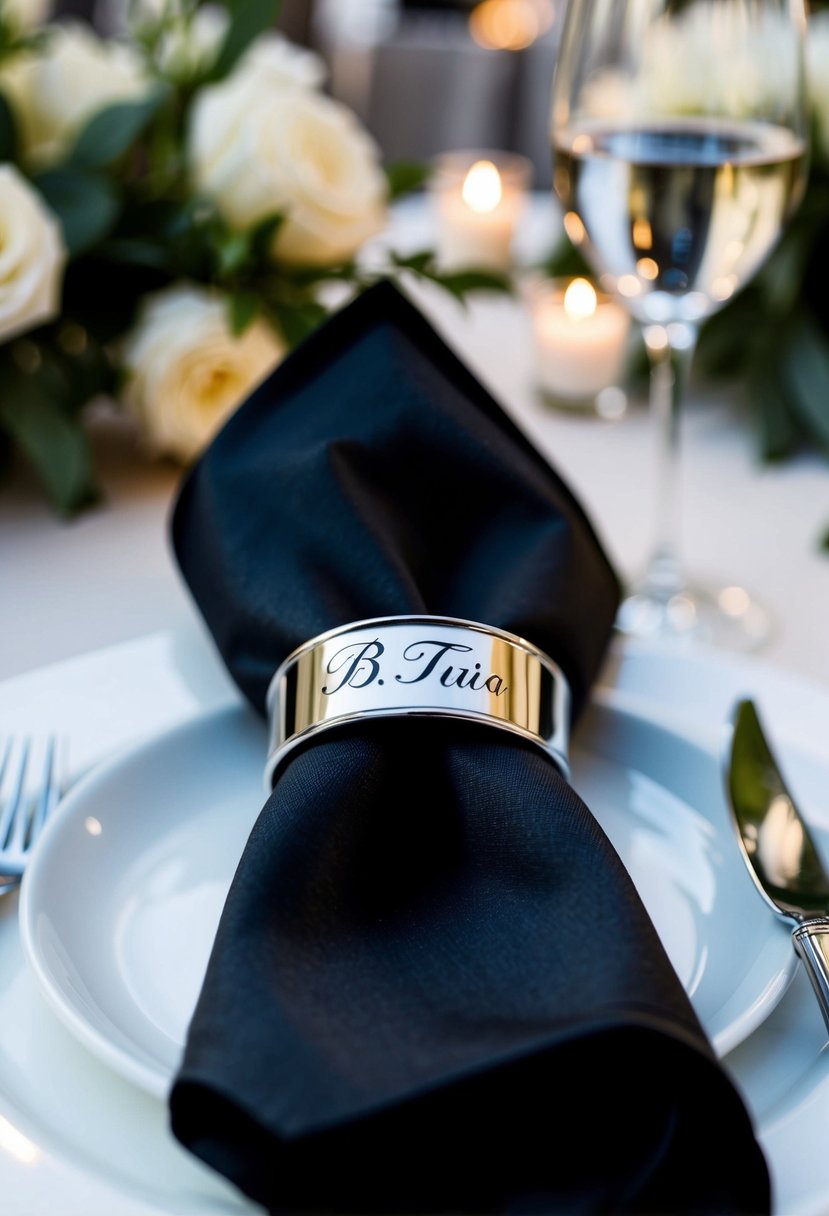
[0,737,60,894]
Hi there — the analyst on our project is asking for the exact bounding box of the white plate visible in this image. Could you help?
[18,693,795,1100]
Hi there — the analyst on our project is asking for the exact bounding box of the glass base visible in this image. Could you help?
[615,579,772,653]
[537,384,629,420]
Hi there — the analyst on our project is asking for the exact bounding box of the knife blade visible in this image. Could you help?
[726,697,829,1032]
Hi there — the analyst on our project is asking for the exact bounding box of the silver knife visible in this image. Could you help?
[726,697,829,1032]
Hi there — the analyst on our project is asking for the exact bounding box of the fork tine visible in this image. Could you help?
[0,740,29,849]
[0,738,63,884]
[29,737,58,841]
[0,738,13,790]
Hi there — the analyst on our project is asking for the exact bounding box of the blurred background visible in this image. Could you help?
[60,0,560,188]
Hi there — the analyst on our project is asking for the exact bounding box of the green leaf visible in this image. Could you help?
[821,524,829,553]
[746,340,800,462]
[0,368,99,515]
[216,229,252,277]
[392,250,437,275]
[758,224,815,317]
[385,161,431,201]
[388,251,513,301]
[228,291,259,336]
[34,169,119,255]
[208,0,282,81]
[0,89,17,162]
[276,264,361,291]
[272,300,329,347]
[94,236,171,270]
[696,287,761,377]
[430,267,514,299]
[67,89,168,169]
[250,211,284,262]
[781,312,829,452]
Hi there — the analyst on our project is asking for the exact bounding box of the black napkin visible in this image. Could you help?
[169,280,769,1215]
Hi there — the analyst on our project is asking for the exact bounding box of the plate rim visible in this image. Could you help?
[18,691,797,1099]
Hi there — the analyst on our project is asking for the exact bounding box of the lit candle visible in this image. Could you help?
[430,151,531,271]
[526,276,631,415]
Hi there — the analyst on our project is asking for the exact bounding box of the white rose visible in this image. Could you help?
[807,12,829,159]
[0,23,151,168]
[189,81,387,265]
[640,6,800,118]
[2,0,52,30]
[154,5,229,79]
[0,164,66,344]
[576,4,801,123]
[186,33,325,188]
[121,284,284,463]
[237,31,327,92]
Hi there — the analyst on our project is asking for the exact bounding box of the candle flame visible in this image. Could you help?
[563,278,597,321]
[469,0,554,51]
[462,161,503,213]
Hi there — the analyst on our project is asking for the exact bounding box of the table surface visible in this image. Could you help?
[1,196,828,687]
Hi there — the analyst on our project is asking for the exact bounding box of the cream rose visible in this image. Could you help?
[0,165,66,344]
[2,0,52,30]
[154,5,229,80]
[236,31,326,92]
[121,285,284,463]
[188,54,386,266]
[577,5,801,123]
[186,33,325,189]
[640,6,800,118]
[0,23,150,168]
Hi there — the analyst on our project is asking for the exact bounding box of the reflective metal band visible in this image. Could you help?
[265,615,571,787]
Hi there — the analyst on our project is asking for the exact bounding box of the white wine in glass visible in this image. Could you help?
[550,0,809,650]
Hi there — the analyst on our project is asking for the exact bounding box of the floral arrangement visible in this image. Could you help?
[691,10,829,483]
[0,0,502,514]
[548,4,829,548]
[677,4,829,552]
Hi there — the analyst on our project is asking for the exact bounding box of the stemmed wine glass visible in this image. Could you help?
[550,0,809,650]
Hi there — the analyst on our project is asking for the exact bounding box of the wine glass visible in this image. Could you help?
[550,0,809,650]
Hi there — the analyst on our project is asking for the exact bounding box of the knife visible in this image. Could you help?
[726,697,829,1032]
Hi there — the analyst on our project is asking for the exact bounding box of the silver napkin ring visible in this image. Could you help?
[264,615,571,787]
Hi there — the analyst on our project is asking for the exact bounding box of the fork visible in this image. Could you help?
[0,737,60,894]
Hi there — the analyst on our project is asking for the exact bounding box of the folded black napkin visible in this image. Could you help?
[169,280,769,1215]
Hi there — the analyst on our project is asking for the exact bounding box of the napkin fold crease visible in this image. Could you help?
[169,280,770,1215]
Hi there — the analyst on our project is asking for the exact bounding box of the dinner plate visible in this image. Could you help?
[19,693,796,1100]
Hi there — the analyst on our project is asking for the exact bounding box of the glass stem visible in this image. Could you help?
[641,321,698,603]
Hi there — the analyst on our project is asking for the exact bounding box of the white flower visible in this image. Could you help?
[640,6,800,119]
[121,284,285,463]
[574,4,802,124]
[236,31,327,92]
[0,23,151,168]
[2,0,52,30]
[154,5,229,80]
[189,77,386,265]
[807,12,829,159]
[0,164,66,344]
[186,33,325,188]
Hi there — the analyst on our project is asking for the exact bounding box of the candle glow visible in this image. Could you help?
[430,150,531,271]
[563,277,598,321]
[528,276,630,407]
[461,161,503,214]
